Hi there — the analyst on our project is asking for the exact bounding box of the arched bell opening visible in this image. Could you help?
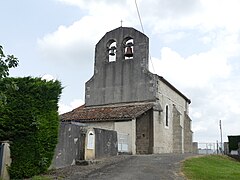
[123,38,134,60]
[107,40,117,62]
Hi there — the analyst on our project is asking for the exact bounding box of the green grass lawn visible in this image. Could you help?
[182,155,240,180]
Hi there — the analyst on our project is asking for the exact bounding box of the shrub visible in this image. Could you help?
[0,77,62,179]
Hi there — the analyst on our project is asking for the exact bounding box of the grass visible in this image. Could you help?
[31,176,52,180]
[182,155,240,180]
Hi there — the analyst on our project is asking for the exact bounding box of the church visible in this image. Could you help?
[61,27,193,154]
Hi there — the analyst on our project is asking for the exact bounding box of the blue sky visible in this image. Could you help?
[1,0,240,143]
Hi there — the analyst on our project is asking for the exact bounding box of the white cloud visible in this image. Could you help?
[38,0,136,65]
[140,0,240,34]
[57,0,129,10]
[58,98,84,114]
[37,16,100,63]
[161,32,186,44]
[41,74,56,81]
[151,47,231,88]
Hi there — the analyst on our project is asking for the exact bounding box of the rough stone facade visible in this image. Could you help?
[51,122,86,168]
[172,106,183,153]
[85,27,156,106]
[184,113,193,153]
[52,123,118,167]
[85,128,118,160]
[61,26,193,155]
[136,110,153,154]
[94,128,118,159]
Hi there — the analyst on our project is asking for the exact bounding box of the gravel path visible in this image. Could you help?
[44,154,194,180]
[44,155,132,179]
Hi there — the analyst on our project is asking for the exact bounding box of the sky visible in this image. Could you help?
[1,0,240,144]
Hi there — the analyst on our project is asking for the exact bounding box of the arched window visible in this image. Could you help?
[107,40,116,62]
[87,131,94,149]
[123,38,134,60]
[165,105,169,127]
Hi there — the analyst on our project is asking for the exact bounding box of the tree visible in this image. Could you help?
[0,77,62,179]
[0,45,19,106]
[0,45,18,78]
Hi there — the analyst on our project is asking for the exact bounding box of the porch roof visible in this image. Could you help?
[61,102,153,122]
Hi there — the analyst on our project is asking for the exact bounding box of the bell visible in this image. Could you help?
[125,46,133,57]
[109,46,116,56]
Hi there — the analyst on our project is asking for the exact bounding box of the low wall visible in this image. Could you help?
[51,122,86,169]
[94,128,118,159]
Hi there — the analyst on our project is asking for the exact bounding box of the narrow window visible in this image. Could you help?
[165,105,169,127]
[87,131,94,149]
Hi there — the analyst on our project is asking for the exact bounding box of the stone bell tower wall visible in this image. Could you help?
[85,27,157,106]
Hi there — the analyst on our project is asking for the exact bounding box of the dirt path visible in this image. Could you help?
[64,154,193,180]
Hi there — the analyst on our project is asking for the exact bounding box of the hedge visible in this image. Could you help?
[0,77,62,179]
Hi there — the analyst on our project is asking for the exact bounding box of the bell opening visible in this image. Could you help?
[109,46,116,56]
[108,41,117,62]
[124,39,134,59]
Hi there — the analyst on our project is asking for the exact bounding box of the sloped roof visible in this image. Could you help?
[158,76,191,104]
[61,102,153,122]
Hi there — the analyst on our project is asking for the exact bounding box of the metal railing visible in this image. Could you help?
[197,142,223,155]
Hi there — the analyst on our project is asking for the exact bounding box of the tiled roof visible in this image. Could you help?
[61,102,153,122]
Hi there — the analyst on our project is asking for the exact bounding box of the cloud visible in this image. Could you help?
[140,0,240,34]
[41,74,56,81]
[38,0,137,66]
[57,0,129,10]
[58,98,84,114]
[161,32,186,44]
[151,47,231,88]
[37,16,99,65]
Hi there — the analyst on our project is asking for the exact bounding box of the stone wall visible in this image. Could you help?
[136,110,153,154]
[83,120,135,154]
[51,122,86,169]
[85,121,114,130]
[85,27,157,106]
[172,106,183,153]
[114,120,134,154]
[184,112,193,153]
[94,128,118,159]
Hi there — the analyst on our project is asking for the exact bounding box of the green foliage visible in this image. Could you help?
[0,45,18,79]
[0,77,62,179]
[0,45,19,107]
[182,155,240,180]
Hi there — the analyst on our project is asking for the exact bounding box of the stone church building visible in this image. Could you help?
[61,27,193,154]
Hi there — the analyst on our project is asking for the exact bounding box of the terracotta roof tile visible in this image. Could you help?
[61,103,153,122]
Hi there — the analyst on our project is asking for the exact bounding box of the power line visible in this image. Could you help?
[134,0,155,73]
[149,55,155,73]
[134,0,144,33]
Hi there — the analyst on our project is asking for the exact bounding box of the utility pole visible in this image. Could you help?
[219,120,223,153]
